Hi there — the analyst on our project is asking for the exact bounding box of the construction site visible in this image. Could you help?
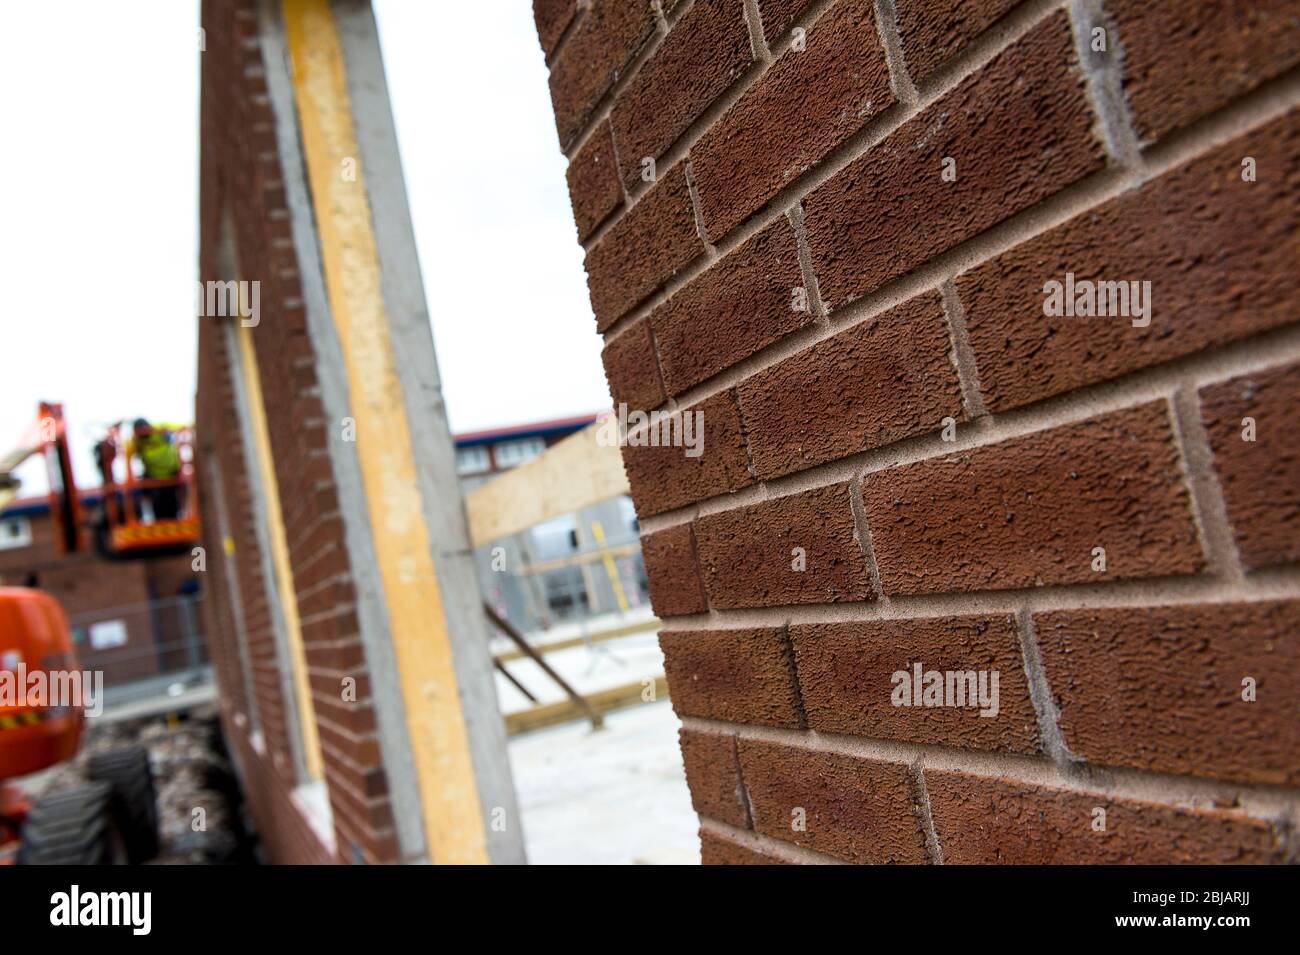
[0,0,1298,899]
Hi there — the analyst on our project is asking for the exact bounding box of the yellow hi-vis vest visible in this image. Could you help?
[136,432,180,479]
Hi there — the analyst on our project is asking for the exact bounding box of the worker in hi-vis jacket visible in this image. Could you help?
[127,418,184,520]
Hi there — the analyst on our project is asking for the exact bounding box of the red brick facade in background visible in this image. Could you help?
[197,0,395,864]
[0,506,199,684]
[537,0,1300,863]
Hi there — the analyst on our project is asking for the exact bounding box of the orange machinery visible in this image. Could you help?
[0,402,84,553]
[95,420,201,556]
[0,404,178,863]
[0,403,200,558]
[0,589,84,777]
[0,586,158,865]
[0,588,86,857]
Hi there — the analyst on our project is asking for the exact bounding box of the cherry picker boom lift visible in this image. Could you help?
[0,402,199,863]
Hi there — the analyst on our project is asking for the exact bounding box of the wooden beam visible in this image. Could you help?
[484,602,602,731]
[513,541,639,576]
[465,419,629,547]
[504,677,669,736]
[494,616,661,663]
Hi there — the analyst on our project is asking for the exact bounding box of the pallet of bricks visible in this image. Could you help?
[533,0,1300,864]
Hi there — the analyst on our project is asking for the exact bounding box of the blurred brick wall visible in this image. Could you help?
[536,0,1300,863]
[196,0,398,864]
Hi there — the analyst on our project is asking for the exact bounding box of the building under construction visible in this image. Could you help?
[1,0,1298,882]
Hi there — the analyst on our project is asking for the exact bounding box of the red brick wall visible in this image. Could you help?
[537,0,1300,863]
[197,0,403,864]
[0,515,150,631]
[0,510,201,684]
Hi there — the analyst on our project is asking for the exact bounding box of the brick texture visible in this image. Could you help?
[805,13,1105,310]
[660,627,804,727]
[737,739,929,863]
[535,0,1300,865]
[691,0,894,239]
[862,403,1205,595]
[601,319,665,411]
[585,161,703,331]
[533,0,577,59]
[894,0,1021,85]
[566,119,623,241]
[961,112,1300,413]
[611,0,752,192]
[694,483,872,608]
[699,828,791,864]
[1110,0,1300,145]
[639,523,708,617]
[621,389,753,516]
[547,0,657,148]
[737,292,963,479]
[755,0,816,45]
[1036,601,1300,786]
[651,218,808,395]
[679,729,750,828]
[1201,362,1300,570]
[791,615,1040,754]
[927,770,1288,864]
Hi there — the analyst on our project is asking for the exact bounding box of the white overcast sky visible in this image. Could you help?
[0,0,607,497]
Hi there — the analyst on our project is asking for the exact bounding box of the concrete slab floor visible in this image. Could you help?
[507,699,699,865]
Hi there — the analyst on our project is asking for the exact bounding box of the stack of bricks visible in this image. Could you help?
[536,0,1300,863]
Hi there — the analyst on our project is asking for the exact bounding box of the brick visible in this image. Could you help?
[585,162,704,330]
[895,0,1020,85]
[791,615,1039,754]
[737,292,963,479]
[692,0,894,238]
[1201,362,1300,569]
[679,729,750,828]
[1035,600,1300,786]
[805,13,1104,310]
[926,770,1287,864]
[1110,0,1300,145]
[533,0,577,58]
[639,523,708,616]
[602,319,665,411]
[611,0,752,192]
[660,627,803,727]
[651,218,808,395]
[862,402,1204,595]
[566,119,623,241]
[737,739,928,863]
[699,828,791,864]
[755,0,816,44]
[621,389,753,516]
[961,112,1300,413]
[548,0,657,148]
[695,482,872,608]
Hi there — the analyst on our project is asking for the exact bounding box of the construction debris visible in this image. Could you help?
[22,705,255,864]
